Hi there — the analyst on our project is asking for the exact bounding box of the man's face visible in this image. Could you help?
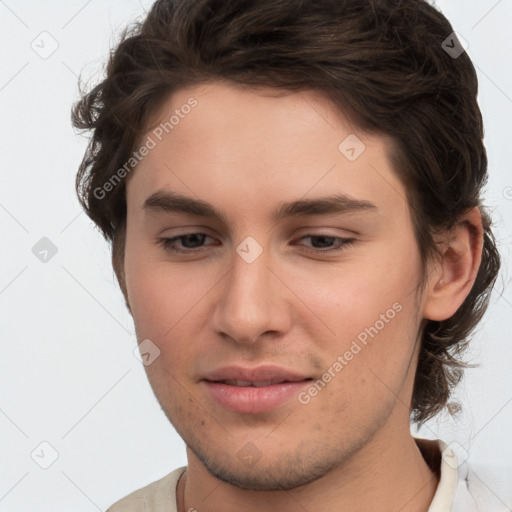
[124,81,427,490]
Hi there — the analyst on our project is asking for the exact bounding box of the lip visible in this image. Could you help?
[202,364,310,383]
[201,365,312,414]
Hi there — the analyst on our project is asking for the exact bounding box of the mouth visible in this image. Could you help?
[201,366,313,414]
[210,379,312,387]
[202,365,312,384]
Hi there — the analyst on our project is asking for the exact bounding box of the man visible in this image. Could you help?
[72,0,504,510]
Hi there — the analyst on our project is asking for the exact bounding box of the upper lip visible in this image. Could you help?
[202,365,311,384]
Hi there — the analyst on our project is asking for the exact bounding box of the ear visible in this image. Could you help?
[423,207,484,321]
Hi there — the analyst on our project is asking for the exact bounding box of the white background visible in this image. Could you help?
[0,1,511,510]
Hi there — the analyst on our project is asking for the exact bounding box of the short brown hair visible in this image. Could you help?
[72,0,500,427]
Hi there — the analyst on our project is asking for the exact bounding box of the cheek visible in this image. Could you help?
[125,247,216,369]
[291,242,422,392]
[125,239,196,328]
[125,239,173,340]
[292,245,419,338]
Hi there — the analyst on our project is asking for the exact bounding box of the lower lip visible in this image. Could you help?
[202,381,310,414]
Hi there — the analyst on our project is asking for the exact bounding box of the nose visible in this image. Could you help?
[211,241,290,346]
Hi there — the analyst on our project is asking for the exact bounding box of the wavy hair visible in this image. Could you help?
[72,0,501,426]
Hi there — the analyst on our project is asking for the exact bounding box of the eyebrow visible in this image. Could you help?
[142,190,378,223]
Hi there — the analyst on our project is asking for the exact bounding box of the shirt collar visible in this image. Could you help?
[414,437,459,512]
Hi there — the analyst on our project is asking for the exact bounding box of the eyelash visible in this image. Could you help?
[156,233,355,255]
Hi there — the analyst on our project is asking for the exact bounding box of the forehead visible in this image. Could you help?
[126,81,409,223]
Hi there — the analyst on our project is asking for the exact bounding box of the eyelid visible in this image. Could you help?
[156,231,356,255]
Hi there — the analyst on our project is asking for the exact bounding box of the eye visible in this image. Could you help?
[157,232,355,255]
[292,234,355,253]
[157,233,215,254]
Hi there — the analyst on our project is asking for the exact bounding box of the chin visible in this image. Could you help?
[188,441,341,491]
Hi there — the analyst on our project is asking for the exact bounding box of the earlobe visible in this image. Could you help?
[423,207,484,322]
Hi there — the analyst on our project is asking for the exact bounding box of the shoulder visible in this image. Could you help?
[414,437,512,512]
[456,462,512,512]
[106,466,187,512]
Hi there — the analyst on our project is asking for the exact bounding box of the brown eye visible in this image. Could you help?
[157,233,214,254]
[157,233,355,255]
[291,235,355,253]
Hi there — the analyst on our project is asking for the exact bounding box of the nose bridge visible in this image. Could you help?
[212,237,283,344]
